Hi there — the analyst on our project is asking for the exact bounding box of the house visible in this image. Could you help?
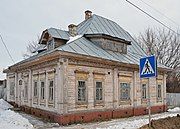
[3,10,169,125]
[0,79,6,100]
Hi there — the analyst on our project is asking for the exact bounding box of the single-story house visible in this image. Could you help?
[4,10,169,125]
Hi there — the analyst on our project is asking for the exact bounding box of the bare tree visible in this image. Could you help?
[23,36,40,59]
[137,27,180,92]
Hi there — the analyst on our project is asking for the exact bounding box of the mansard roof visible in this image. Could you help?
[4,13,170,72]
[44,14,147,57]
[58,36,168,69]
[77,14,131,41]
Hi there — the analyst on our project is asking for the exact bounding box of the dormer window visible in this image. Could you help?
[48,39,54,50]
[86,34,131,54]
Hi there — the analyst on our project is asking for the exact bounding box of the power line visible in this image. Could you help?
[139,0,180,27]
[126,0,180,35]
[0,34,15,63]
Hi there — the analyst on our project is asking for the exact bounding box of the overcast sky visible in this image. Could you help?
[0,0,180,79]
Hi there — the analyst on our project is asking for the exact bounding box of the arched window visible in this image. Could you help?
[19,80,22,85]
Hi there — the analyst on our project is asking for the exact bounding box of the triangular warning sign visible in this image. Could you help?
[141,59,155,75]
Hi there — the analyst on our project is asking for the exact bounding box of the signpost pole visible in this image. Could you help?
[140,55,157,128]
[148,78,151,128]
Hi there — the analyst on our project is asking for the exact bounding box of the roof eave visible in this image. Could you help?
[84,34,131,45]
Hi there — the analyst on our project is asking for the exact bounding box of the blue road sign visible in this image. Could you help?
[140,55,157,78]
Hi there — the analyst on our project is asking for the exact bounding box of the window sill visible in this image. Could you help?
[33,102,38,104]
[157,98,162,102]
[40,100,45,105]
[40,99,45,103]
[141,99,148,104]
[76,103,88,108]
[119,99,131,105]
[40,103,45,106]
[24,99,28,102]
[48,101,54,107]
[94,102,104,107]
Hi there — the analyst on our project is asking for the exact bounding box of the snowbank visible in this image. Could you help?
[0,99,34,129]
[168,107,180,113]
[0,110,34,129]
[0,99,13,110]
[96,113,178,129]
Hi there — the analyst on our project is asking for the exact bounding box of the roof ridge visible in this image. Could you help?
[48,27,68,32]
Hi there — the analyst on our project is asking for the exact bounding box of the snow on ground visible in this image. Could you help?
[1,101,178,129]
[0,99,13,110]
[0,99,34,129]
[167,107,180,113]
[96,112,179,129]
[49,107,180,129]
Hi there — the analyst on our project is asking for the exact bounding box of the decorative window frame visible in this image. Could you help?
[47,38,54,50]
[10,81,15,96]
[118,71,132,105]
[93,73,105,106]
[156,79,163,102]
[119,82,131,101]
[24,80,28,102]
[94,80,104,105]
[40,80,45,104]
[48,79,55,106]
[75,71,89,106]
[33,80,38,104]
[47,70,55,107]
[141,79,148,104]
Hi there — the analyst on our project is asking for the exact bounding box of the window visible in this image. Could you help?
[24,81,28,99]
[77,81,86,102]
[10,82,15,96]
[34,81,38,97]
[157,84,162,99]
[48,39,54,50]
[19,80,22,85]
[120,83,130,100]
[96,81,103,101]
[49,80,54,101]
[142,84,147,99]
[40,81,45,100]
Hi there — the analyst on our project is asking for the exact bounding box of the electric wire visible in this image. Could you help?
[0,34,15,63]
[126,0,180,35]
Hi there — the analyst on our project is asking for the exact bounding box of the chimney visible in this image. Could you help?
[68,24,77,37]
[85,10,92,20]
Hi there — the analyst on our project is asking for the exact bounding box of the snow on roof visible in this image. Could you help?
[66,35,83,44]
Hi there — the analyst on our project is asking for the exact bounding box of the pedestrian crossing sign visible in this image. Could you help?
[140,55,157,78]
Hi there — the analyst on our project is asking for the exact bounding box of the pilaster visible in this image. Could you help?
[113,68,118,108]
[88,71,94,109]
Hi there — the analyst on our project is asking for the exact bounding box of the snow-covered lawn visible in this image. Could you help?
[51,107,180,129]
[0,99,34,129]
[0,99,179,129]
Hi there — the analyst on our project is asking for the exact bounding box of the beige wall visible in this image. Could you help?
[6,59,166,114]
[66,64,166,113]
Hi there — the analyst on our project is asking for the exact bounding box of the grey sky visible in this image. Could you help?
[0,0,180,79]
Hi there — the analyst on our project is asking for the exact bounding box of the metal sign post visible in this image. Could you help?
[148,79,151,127]
[140,55,157,128]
